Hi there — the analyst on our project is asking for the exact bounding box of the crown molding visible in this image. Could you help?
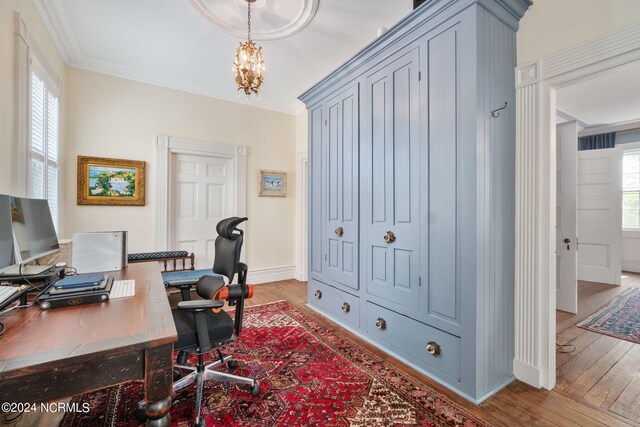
[32,0,82,63]
[555,109,589,129]
[291,99,307,115]
[579,119,640,137]
[33,0,297,115]
[69,56,297,114]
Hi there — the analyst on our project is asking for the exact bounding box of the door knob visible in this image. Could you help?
[342,302,350,313]
[335,227,344,237]
[564,238,571,250]
[384,231,396,244]
[314,290,322,299]
[375,317,386,330]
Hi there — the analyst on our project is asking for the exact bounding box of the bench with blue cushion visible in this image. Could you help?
[128,251,195,273]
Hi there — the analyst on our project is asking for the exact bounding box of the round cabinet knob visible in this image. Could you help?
[335,227,344,237]
[314,290,322,299]
[375,317,386,330]
[342,302,350,313]
[384,231,396,243]
[426,341,441,357]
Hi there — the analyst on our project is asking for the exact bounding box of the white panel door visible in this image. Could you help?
[170,153,234,269]
[556,121,578,313]
[577,147,622,285]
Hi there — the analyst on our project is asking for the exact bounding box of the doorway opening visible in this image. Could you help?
[514,22,640,392]
[552,63,640,423]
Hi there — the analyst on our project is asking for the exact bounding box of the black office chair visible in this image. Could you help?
[138,217,257,427]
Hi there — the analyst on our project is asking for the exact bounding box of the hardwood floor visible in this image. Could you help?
[3,278,639,427]
[555,273,640,425]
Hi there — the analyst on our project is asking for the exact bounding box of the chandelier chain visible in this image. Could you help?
[247,1,252,41]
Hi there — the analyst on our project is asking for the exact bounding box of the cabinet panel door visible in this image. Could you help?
[323,84,360,289]
[309,104,324,278]
[362,46,421,309]
[422,24,462,326]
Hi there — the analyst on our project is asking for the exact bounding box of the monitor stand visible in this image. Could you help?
[1,264,53,276]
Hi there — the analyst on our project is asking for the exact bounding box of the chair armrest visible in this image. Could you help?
[237,262,248,272]
[166,280,198,288]
[177,300,224,311]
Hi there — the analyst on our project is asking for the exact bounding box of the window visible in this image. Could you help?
[29,58,60,230]
[622,149,640,229]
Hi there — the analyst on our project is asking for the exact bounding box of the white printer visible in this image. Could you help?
[72,231,128,273]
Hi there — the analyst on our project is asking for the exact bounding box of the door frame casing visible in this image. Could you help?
[156,136,247,253]
[514,22,640,390]
[296,150,309,282]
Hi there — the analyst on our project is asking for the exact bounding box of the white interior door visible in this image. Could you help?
[170,152,235,270]
[577,147,622,285]
[556,121,578,313]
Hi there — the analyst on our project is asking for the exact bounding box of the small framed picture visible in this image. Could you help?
[77,156,146,206]
[258,170,287,197]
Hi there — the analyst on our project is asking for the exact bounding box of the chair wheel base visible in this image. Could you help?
[134,407,147,423]
[251,382,260,397]
[173,368,183,381]
[227,359,238,370]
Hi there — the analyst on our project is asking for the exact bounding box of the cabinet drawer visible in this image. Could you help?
[365,301,460,380]
[309,280,360,328]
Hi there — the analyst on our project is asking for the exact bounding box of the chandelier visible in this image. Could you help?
[234,0,264,97]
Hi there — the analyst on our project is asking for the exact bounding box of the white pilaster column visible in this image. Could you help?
[514,61,555,389]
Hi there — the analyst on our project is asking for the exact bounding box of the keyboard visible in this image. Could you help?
[0,285,19,306]
[110,279,135,299]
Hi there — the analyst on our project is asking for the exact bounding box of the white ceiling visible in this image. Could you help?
[556,63,640,127]
[35,0,413,114]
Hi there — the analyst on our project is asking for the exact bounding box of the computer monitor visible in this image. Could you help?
[10,196,60,266]
[0,195,16,273]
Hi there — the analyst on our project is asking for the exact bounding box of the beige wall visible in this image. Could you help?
[0,1,65,198]
[65,67,296,270]
[518,0,640,65]
[295,110,308,154]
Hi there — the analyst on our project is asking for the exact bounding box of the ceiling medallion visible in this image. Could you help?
[189,0,319,41]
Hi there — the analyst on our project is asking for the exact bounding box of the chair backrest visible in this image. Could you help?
[212,217,248,283]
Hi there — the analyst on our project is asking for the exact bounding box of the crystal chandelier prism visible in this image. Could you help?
[234,0,264,96]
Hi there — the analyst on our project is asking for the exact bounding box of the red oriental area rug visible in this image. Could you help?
[60,301,489,427]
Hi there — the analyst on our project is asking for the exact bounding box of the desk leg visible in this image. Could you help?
[144,344,174,426]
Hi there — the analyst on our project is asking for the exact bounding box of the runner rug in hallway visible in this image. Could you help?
[578,287,640,344]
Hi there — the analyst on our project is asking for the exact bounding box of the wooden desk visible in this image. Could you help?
[0,263,177,426]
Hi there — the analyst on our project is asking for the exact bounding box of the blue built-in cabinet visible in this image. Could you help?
[299,0,531,403]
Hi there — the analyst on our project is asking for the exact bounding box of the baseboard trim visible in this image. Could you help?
[248,266,296,284]
[622,260,640,273]
[513,359,542,388]
[475,375,515,404]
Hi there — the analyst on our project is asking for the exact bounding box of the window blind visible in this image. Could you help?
[29,60,60,230]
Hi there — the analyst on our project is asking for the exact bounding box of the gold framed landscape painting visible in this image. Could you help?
[258,170,287,197]
[77,156,145,206]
